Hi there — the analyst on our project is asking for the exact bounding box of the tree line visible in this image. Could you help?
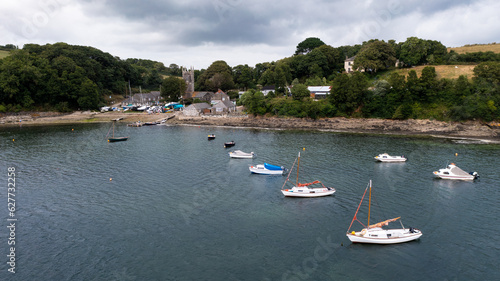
[0,39,499,122]
[240,62,500,122]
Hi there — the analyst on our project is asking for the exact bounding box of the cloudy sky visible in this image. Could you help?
[2,0,499,69]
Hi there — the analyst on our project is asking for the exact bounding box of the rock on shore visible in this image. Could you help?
[170,114,499,139]
[1,111,498,140]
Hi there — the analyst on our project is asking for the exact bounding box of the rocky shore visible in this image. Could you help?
[1,111,499,140]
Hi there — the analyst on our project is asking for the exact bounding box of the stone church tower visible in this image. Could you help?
[182,66,195,97]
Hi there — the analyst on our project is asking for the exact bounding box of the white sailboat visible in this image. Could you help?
[281,152,336,197]
[346,180,422,244]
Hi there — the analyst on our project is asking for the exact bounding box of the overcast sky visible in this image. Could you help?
[2,0,499,69]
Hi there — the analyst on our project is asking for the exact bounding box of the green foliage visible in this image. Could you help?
[161,76,186,102]
[195,60,235,91]
[258,63,292,95]
[291,84,310,100]
[240,89,266,115]
[353,40,397,72]
[392,103,413,119]
[295,37,326,55]
[329,72,369,115]
[232,64,255,90]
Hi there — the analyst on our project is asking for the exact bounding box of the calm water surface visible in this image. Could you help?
[0,123,499,280]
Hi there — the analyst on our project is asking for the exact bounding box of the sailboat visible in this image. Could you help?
[281,152,336,197]
[107,121,129,142]
[346,180,422,244]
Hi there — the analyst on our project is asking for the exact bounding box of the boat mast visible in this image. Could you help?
[367,180,372,227]
[296,152,300,186]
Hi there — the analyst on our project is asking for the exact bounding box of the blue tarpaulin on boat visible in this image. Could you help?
[264,163,283,170]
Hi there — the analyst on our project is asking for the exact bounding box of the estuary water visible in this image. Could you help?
[0,123,499,280]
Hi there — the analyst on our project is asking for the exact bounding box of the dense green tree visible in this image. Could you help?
[196,60,234,91]
[0,50,40,108]
[258,63,292,95]
[233,64,254,90]
[295,37,326,55]
[329,72,369,115]
[399,37,429,66]
[406,70,421,102]
[161,76,186,102]
[291,84,310,100]
[419,66,438,102]
[239,89,266,115]
[353,40,396,72]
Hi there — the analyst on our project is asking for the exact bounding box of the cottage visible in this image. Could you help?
[344,56,356,73]
[211,89,231,104]
[307,86,331,100]
[211,99,236,114]
[191,91,213,102]
[183,103,211,116]
[260,85,276,96]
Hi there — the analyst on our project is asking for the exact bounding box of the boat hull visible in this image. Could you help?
[249,166,284,175]
[375,154,407,162]
[281,187,336,197]
[229,151,255,158]
[433,164,478,180]
[347,228,422,244]
[224,142,235,148]
[108,137,129,142]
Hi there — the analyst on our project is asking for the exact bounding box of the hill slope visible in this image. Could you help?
[393,65,475,80]
[0,50,10,59]
[448,43,500,54]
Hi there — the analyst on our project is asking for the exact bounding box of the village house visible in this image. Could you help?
[183,102,211,116]
[191,91,213,102]
[260,85,276,96]
[307,86,331,100]
[344,56,357,73]
[211,89,231,104]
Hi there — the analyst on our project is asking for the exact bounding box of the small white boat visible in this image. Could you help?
[229,150,255,159]
[433,163,478,180]
[249,163,286,175]
[374,153,407,162]
[281,152,336,197]
[346,180,422,244]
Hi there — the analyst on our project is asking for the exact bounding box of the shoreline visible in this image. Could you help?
[1,111,499,141]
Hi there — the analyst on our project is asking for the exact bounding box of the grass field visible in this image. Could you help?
[0,50,10,59]
[448,43,500,54]
[393,65,476,80]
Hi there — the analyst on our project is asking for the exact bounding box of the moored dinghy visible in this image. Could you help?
[229,150,255,158]
[249,163,287,175]
[107,121,129,143]
[224,141,235,148]
[346,180,422,244]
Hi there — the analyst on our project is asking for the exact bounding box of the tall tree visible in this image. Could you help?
[196,60,234,91]
[291,84,310,100]
[329,72,368,115]
[353,40,396,72]
[295,37,325,55]
[161,76,186,102]
[399,37,429,66]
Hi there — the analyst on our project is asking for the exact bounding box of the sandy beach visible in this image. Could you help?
[1,111,499,140]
